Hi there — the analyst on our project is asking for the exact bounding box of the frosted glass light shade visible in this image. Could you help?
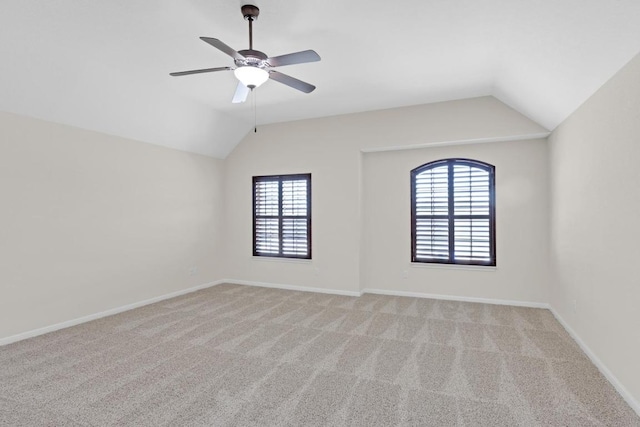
[234,66,269,88]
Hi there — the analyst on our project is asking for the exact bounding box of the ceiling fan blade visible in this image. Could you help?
[269,71,316,93]
[232,82,251,104]
[169,66,232,77]
[267,50,321,67]
[200,37,245,61]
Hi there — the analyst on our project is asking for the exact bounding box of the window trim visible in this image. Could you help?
[252,173,312,260]
[410,158,496,266]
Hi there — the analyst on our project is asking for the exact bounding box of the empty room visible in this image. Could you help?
[1,1,639,426]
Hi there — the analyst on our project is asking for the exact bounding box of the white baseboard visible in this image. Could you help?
[362,287,550,308]
[0,280,224,347]
[549,307,640,417]
[222,280,548,308]
[223,279,361,297]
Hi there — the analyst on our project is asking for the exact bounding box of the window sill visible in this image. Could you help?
[252,256,313,264]
[410,262,497,272]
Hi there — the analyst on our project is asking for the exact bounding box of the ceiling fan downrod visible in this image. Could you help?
[241,4,260,50]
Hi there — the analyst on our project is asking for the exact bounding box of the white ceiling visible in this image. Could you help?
[2,1,640,158]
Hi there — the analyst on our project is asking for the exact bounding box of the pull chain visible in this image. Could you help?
[253,88,257,133]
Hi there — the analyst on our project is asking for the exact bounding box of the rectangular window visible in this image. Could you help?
[253,174,311,259]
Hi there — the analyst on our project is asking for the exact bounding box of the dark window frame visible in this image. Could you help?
[253,173,312,259]
[411,158,496,266]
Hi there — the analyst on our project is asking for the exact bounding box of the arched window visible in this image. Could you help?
[411,159,495,266]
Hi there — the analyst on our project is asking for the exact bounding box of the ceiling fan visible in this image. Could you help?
[170,4,321,104]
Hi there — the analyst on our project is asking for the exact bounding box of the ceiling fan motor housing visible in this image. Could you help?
[236,49,268,69]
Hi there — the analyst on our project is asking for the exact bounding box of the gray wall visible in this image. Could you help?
[363,139,549,303]
[0,112,224,339]
[549,52,640,409]
[222,96,549,302]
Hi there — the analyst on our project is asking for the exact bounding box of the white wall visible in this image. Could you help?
[549,52,640,407]
[363,139,549,303]
[0,112,224,340]
[223,119,364,293]
[223,96,549,302]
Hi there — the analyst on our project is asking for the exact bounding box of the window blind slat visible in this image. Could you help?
[415,164,450,216]
[415,217,450,260]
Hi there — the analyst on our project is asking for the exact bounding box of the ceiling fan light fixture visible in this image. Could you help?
[234,66,268,89]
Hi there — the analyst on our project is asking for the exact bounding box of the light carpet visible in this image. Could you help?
[1,283,638,426]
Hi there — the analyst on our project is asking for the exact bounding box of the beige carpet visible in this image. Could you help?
[1,283,638,426]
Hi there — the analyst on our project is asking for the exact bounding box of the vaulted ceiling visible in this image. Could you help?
[2,1,640,158]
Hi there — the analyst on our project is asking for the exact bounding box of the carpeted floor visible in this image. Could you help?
[1,283,638,426]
